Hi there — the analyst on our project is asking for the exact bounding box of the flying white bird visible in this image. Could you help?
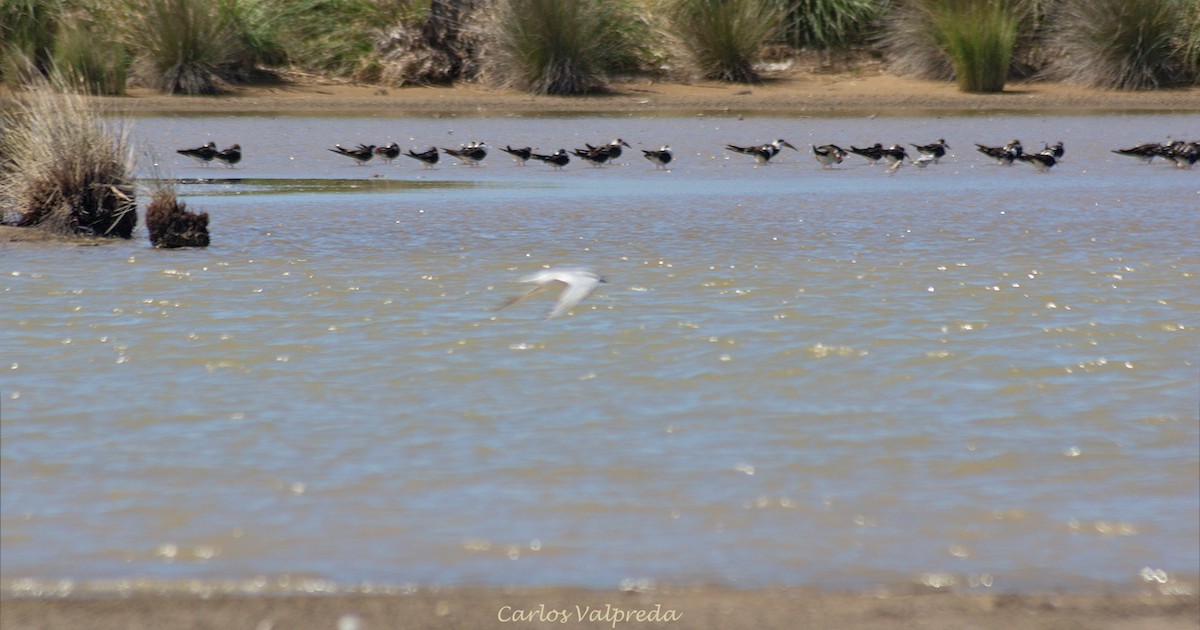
[497,268,606,319]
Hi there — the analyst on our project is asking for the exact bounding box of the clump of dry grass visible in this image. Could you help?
[666,0,782,83]
[1044,0,1193,89]
[145,184,209,248]
[0,78,136,237]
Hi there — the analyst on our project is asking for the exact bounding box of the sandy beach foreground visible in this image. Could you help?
[2,586,1199,630]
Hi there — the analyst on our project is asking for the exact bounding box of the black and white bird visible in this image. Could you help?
[214,144,242,168]
[642,145,673,169]
[1040,141,1064,161]
[597,138,631,162]
[976,140,1023,165]
[330,144,375,165]
[443,141,488,166]
[531,149,570,169]
[405,146,440,169]
[496,267,606,320]
[881,144,909,173]
[811,144,847,169]
[375,142,400,164]
[725,139,797,164]
[177,141,218,166]
[1017,151,1056,172]
[1167,141,1199,168]
[501,145,532,165]
[1112,142,1165,164]
[912,138,950,163]
[572,145,611,167]
[848,143,885,164]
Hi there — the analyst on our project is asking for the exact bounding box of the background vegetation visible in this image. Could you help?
[2,0,1197,96]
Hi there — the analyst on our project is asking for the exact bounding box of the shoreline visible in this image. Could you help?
[70,71,1200,116]
[2,586,1197,629]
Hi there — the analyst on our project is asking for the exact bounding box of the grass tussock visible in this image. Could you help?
[772,0,883,51]
[479,0,637,95]
[667,0,782,83]
[145,185,209,248]
[932,0,1019,92]
[880,0,1021,92]
[51,19,128,95]
[0,78,136,237]
[1045,0,1194,89]
[122,0,240,94]
[1,0,60,83]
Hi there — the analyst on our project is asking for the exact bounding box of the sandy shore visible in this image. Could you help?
[2,586,1198,630]
[73,69,1200,116]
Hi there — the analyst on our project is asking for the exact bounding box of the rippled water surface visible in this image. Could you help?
[2,113,1198,594]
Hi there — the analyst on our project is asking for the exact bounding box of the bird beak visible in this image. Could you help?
[784,142,797,151]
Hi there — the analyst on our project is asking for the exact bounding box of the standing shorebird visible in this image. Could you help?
[642,145,673,169]
[405,146,440,169]
[375,142,401,164]
[912,139,950,163]
[811,144,847,169]
[976,140,1023,165]
[572,145,611,167]
[214,144,241,168]
[1112,142,1166,164]
[443,141,488,166]
[501,145,533,165]
[177,141,218,166]
[1017,151,1057,172]
[329,144,376,165]
[596,138,631,162]
[848,143,885,164]
[725,139,797,164]
[496,267,606,320]
[531,149,571,170]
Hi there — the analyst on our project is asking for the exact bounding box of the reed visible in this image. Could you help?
[770,0,883,50]
[1046,0,1190,89]
[932,0,1018,92]
[668,0,781,83]
[50,20,128,95]
[1,0,60,85]
[123,0,239,94]
[0,77,136,237]
[480,0,634,95]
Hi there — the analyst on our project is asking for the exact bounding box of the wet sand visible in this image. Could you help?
[3,69,1199,628]
[2,586,1198,630]
[76,69,1200,115]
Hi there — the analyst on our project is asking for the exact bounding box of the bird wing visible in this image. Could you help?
[547,275,600,319]
[495,279,562,312]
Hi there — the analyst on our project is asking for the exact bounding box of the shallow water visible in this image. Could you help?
[1,113,1198,595]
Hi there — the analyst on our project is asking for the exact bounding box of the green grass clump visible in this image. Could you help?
[0,78,137,237]
[123,0,240,94]
[668,0,782,83]
[771,0,883,50]
[1,0,61,85]
[480,0,636,95]
[51,20,128,95]
[932,0,1018,92]
[880,0,1022,91]
[1046,0,1193,89]
[267,0,414,81]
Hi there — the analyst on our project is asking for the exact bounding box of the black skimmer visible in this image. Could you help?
[1017,151,1056,172]
[1040,141,1064,161]
[177,141,218,165]
[642,146,672,169]
[811,144,847,169]
[976,140,1022,165]
[725,139,797,164]
[406,146,440,169]
[848,143,885,164]
[572,145,611,167]
[912,139,949,163]
[881,144,909,173]
[501,145,532,165]
[531,149,570,169]
[1112,142,1165,163]
[1168,141,1199,168]
[329,143,376,165]
[375,142,400,164]
[214,144,241,168]
[597,138,631,162]
[443,141,488,166]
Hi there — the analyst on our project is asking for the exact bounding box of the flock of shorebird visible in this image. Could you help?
[177,136,1199,172]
